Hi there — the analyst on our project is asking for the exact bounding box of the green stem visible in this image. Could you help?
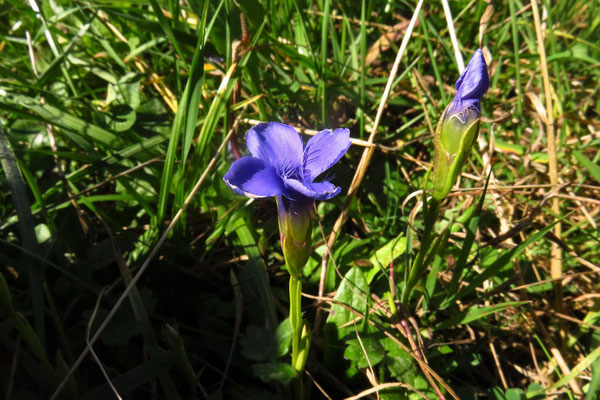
[402,197,441,305]
[508,0,522,119]
[289,275,302,370]
[320,0,331,124]
[289,274,306,399]
[292,376,304,400]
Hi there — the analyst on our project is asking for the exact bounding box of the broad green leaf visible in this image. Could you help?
[505,388,526,400]
[276,318,293,357]
[525,383,545,400]
[344,336,385,368]
[105,72,142,109]
[326,266,369,339]
[240,325,278,362]
[105,104,136,132]
[327,237,374,291]
[369,234,407,272]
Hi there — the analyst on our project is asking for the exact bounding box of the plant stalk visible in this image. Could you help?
[289,275,302,370]
[402,196,441,305]
[289,273,310,399]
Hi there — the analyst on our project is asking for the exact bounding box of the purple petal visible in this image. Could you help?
[454,49,489,102]
[224,156,284,198]
[284,178,341,201]
[445,98,481,126]
[303,128,351,181]
[246,122,304,172]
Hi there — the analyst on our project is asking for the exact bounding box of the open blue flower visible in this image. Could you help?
[224,122,350,204]
[224,122,350,276]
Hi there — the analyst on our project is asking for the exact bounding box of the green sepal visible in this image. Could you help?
[433,106,481,200]
[277,198,312,278]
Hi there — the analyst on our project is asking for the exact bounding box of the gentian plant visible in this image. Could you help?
[403,50,489,304]
[224,122,350,390]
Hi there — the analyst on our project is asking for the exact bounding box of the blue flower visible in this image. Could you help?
[224,122,351,276]
[224,122,350,205]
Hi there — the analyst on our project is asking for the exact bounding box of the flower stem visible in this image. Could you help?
[289,273,310,399]
[289,275,302,370]
[402,196,441,305]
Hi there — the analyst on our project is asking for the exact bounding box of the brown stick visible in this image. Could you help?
[530,0,563,315]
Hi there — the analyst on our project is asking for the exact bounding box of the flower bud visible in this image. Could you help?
[433,49,489,200]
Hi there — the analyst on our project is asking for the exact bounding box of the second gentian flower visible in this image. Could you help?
[433,49,489,200]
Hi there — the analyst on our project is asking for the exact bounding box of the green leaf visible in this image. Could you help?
[0,127,45,347]
[106,72,141,109]
[276,318,293,357]
[526,383,545,400]
[0,271,57,382]
[181,0,210,166]
[147,0,187,67]
[105,104,136,132]
[445,219,558,307]
[585,331,600,400]
[34,224,51,244]
[435,301,528,330]
[86,288,157,346]
[234,213,277,330]
[6,96,124,148]
[240,325,277,362]
[368,234,407,282]
[505,388,526,400]
[235,0,265,28]
[446,175,491,302]
[251,362,296,384]
[325,266,369,339]
[344,336,385,368]
[573,150,600,185]
[529,343,600,398]
[380,337,417,382]
[328,237,374,291]
[156,44,200,222]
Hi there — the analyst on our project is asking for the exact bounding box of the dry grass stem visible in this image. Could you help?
[441,0,464,72]
[344,382,432,400]
[530,0,564,320]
